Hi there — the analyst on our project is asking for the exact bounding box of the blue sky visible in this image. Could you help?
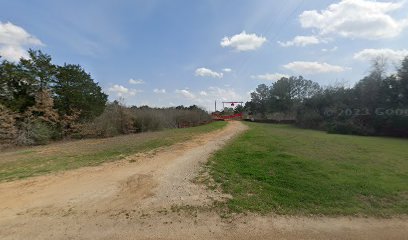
[1,0,408,111]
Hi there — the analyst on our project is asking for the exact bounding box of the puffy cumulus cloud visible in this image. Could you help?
[195,67,223,78]
[0,46,29,62]
[108,84,142,97]
[109,84,128,95]
[222,68,232,72]
[175,87,242,102]
[0,22,44,61]
[175,89,195,99]
[206,86,241,101]
[299,0,408,39]
[283,61,349,74]
[153,88,166,94]
[251,73,289,81]
[199,91,208,96]
[353,48,408,62]
[172,87,247,111]
[278,35,321,47]
[128,78,145,84]
[220,31,266,51]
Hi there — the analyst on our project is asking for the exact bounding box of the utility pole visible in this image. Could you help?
[215,100,217,112]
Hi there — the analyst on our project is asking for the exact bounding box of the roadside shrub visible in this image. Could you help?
[326,121,354,135]
[60,109,82,137]
[128,106,211,130]
[326,118,375,136]
[80,102,134,137]
[0,104,18,144]
[16,119,53,145]
[133,113,162,132]
[296,109,324,130]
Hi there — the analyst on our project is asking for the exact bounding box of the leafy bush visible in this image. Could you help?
[80,103,211,138]
[0,104,18,144]
[296,109,324,129]
[133,114,162,132]
[16,119,53,145]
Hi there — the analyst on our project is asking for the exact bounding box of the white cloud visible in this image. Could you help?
[353,48,408,62]
[220,31,267,51]
[283,61,349,74]
[299,0,408,39]
[175,87,241,102]
[0,46,30,62]
[108,84,142,97]
[175,89,195,99]
[251,73,289,81]
[207,86,241,101]
[222,68,232,72]
[195,67,223,78]
[278,35,321,47]
[172,87,247,111]
[322,46,338,52]
[0,22,44,61]
[129,78,145,84]
[153,88,166,94]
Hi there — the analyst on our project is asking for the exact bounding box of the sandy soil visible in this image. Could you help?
[0,121,407,240]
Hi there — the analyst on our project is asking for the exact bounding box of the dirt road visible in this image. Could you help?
[0,121,407,239]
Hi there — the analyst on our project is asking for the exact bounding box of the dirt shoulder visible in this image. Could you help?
[0,121,407,240]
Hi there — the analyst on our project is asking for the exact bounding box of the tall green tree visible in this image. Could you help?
[19,49,56,91]
[54,64,107,120]
[398,56,408,105]
[249,84,270,115]
[0,60,37,113]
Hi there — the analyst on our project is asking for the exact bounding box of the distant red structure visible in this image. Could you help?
[212,100,244,121]
[212,112,243,121]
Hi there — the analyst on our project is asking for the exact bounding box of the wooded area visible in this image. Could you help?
[0,50,211,147]
[246,57,408,137]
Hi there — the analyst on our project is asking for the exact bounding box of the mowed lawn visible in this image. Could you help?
[209,122,408,216]
[0,121,226,182]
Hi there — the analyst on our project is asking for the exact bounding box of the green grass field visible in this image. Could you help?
[0,121,227,182]
[209,122,408,216]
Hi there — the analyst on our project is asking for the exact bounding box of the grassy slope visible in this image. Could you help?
[209,122,408,216]
[0,121,227,182]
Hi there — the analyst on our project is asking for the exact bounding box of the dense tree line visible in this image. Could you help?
[0,50,108,145]
[0,50,212,146]
[80,102,212,138]
[246,57,408,137]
